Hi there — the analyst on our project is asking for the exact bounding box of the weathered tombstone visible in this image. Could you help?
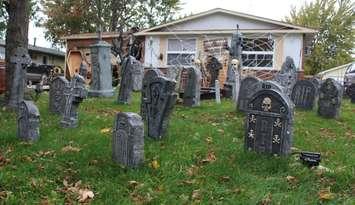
[244,81,294,155]
[141,69,177,139]
[183,66,202,107]
[291,80,318,109]
[311,77,321,89]
[318,78,342,119]
[118,56,134,104]
[8,47,32,109]
[274,56,298,97]
[17,100,40,141]
[348,83,355,103]
[49,76,69,114]
[60,74,87,128]
[131,57,144,91]
[88,40,114,97]
[112,112,144,168]
[166,66,183,93]
[215,80,221,104]
[237,76,262,111]
[79,62,88,79]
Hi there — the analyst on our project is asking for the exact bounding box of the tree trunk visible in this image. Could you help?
[5,0,30,107]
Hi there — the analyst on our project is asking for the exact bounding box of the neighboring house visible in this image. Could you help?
[135,8,317,86]
[0,40,65,68]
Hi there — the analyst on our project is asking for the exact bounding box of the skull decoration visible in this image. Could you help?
[231,59,239,69]
[261,97,272,111]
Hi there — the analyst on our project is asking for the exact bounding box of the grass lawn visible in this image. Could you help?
[0,92,354,204]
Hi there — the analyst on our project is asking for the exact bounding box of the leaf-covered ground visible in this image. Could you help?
[0,92,354,204]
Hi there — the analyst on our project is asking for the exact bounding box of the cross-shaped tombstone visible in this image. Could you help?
[60,74,87,128]
[8,47,32,109]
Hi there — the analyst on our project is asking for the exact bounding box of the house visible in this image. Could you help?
[135,8,317,86]
[0,40,65,68]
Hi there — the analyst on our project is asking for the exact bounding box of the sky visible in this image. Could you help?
[29,0,314,49]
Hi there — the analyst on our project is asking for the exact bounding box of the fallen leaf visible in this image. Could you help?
[286,175,298,184]
[318,187,335,201]
[0,155,10,167]
[186,165,199,177]
[61,145,81,153]
[201,151,216,164]
[100,128,111,134]
[260,193,272,205]
[181,179,196,185]
[205,137,213,144]
[219,176,230,182]
[77,189,94,203]
[192,189,201,200]
[151,160,160,169]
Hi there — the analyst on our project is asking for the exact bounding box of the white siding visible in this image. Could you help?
[144,36,160,67]
[283,34,303,70]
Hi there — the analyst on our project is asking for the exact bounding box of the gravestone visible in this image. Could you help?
[206,56,222,87]
[183,66,202,107]
[79,62,88,79]
[311,77,321,89]
[215,80,221,104]
[348,83,355,103]
[237,76,261,111]
[49,76,69,114]
[112,112,144,168]
[318,78,342,119]
[118,56,134,104]
[274,56,298,97]
[17,100,40,141]
[131,57,144,91]
[8,47,32,109]
[60,74,87,128]
[166,66,183,93]
[291,80,318,109]
[244,81,294,155]
[88,40,114,97]
[141,69,177,139]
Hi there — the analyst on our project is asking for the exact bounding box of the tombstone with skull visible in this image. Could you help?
[244,81,294,155]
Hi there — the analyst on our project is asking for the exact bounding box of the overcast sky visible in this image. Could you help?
[29,0,314,48]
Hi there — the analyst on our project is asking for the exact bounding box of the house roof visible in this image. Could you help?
[61,32,123,40]
[0,40,65,57]
[135,8,318,36]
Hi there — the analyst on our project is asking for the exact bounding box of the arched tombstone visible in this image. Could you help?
[118,56,135,104]
[17,101,40,141]
[237,76,262,111]
[348,83,355,103]
[274,56,298,97]
[244,81,294,155]
[183,66,202,107]
[131,57,144,91]
[166,66,183,93]
[112,112,144,168]
[49,76,69,114]
[318,78,343,119]
[291,80,318,109]
[141,69,177,139]
[311,77,321,89]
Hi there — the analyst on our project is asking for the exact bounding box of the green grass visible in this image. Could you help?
[0,92,354,204]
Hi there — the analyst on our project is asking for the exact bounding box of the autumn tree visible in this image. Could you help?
[41,0,181,45]
[285,0,354,75]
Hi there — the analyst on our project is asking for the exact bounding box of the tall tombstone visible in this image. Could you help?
[318,78,342,119]
[17,100,40,141]
[237,76,262,111]
[88,40,114,97]
[49,76,69,114]
[112,112,144,168]
[183,66,202,107]
[141,69,177,139]
[79,62,88,79]
[118,56,134,104]
[348,83,355,103]
[244,81,294,155]
[8,47,32,109]
[166,66,183,93]
[291,80,318,109]
[274,56,298,97]
[311,77,321,89]
[215,80,221,104]
[60,74,87,128]
[131,57,144,91]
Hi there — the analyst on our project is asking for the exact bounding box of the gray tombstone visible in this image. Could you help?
[60,74,87,128]
[166,66,183,93]
[348,83,355,103]
[318,78,342,119]
[17,100,40,141]
[291,80,318,109]
[49,76,69,114]
[215,80,221,104]
[88,40,114,97]
[311,77,321,89]
[118,56,134,104]
[131,57,144,91]
[8,47,32,109]
[112,112,144,168]
[183,66,202,107]
[141,69,177,139]
[237,76,262,111]
[244,81,294,155]
[274,56,298,97]
[79,62,88,79]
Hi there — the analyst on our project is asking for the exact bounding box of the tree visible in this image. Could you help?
[285,0,354,75]
[41,0,181,45]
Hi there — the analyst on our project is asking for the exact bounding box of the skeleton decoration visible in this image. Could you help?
[244,81,294,155]
[318,78,342,119]
[17,100,40,141]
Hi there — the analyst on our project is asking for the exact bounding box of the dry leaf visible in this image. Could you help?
[201,151,216,164]
[62,145,81,153]
[286,175,298,184]
[181,179,196,185]
[260,193,272,205]
[318,187,335,201]
[205,137,213,144]
[219,176,230,182]
[186,165,199,177]
[77,189,94,203]
[151,160,160,169]
[192,189,201,200]
[0,155,10,167]
[100,128,111,134]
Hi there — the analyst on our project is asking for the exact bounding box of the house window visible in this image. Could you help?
[241,38,274,69]
[167,39,196,66]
